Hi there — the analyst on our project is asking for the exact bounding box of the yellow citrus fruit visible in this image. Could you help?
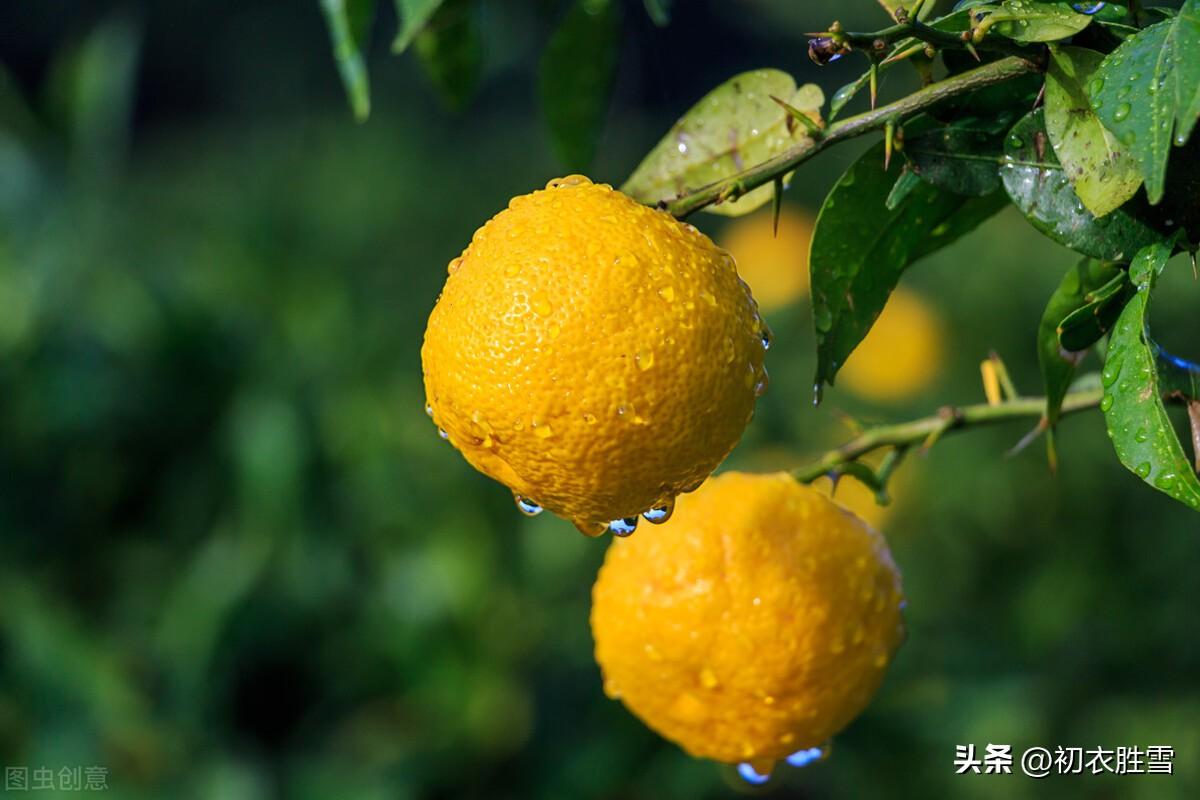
[740,447,910,533]
[837,287,943,402]
[717,206,814,312]
[591,471,905,768]
[421,176,769,536]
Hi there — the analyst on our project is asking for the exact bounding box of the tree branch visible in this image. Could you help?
[665,54,1043,219]
[791,388,1103,484]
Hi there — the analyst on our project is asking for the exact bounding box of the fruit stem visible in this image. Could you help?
[790,388,1104,484]
[665,54,1043,218]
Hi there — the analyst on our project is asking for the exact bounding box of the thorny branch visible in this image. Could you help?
[790,388,1105,486]
[665,54,1043,218]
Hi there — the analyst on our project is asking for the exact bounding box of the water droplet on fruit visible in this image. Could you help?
[643,501,674,523]
[760,326,772,350]
[438,428,450,440]
[754,369,770,397]
[736,763,772,785]
[424,403,434,417]
[636,348,655,371]
[609,517,639,537]
[515,496,544,516]
[786,745,828,768]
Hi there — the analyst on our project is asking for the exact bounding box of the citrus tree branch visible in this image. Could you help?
[665,54,1043,218]
[791,388,1104,484]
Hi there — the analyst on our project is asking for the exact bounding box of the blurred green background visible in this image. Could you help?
[1,1,1198,798]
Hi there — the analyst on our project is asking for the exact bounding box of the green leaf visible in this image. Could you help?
[1000,109,1163,260]
[643,0,670,26]
[937,49,1042,119]
[1038,258,1123,427]
[1056,269,1132,352]
[830,71,872,121]
[886,167,924,210]
[987,1,1094,42]
[321,0,376,121]
[811,141,1007,389]
[1090,2,1200,204]
[1044,45,1142,216]
[414,0,481,111]
[905,118,1006,196]
[393,0,444,53]
[1102,240,1200,512]
[622,70,824,217]
[45,14,141,169]
[539,0,620,172]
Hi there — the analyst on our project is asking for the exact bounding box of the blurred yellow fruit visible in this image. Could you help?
[837,287,943,402]
[421,176,770,536]
[718,206,814,312]
[591,471,906,769]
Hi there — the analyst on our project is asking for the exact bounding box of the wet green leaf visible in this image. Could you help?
[1056,269,1132,352]
[414,0,481,111]
[1090,2,1200,204]
[643,0,670,26]
[830,70,872,121]
[622,70,824,217]
[988,1,1094,42]
[1038,258,1122,427]
[322,0,376,121]
[393,0,444,53]
[905,118,1006,196]
[539,0,620,172]
[886,167,924,210]
[811,141,1007,389]
[1102,240,1200,512]
[1044,45,1142,216]
[1000,109,1163,260]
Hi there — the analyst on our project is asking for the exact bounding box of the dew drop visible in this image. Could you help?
[643,501,675,524]
[1113,103,1131,123]
[760,327,773,351]
[515,495,544,516]
[438,428,450,440]
[1100,394,1114,412]
[424,403,434,417]
[786,746,827,768]
[736,763,772,786]
[609,517,639,537]
[531,293,553,317]
[636,348,655,371]
[1135,462,1152,479]
[754,369,770,397]
[534,423,554,439]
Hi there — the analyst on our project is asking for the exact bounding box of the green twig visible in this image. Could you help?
[791,388,1104,484]
[665,54,1043,218]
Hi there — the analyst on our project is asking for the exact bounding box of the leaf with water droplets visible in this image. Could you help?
[1090,1,1200,204]
[622,70,825,217]
[1102,239,1200,512]
[987,1,1094,42]
[1056,269,1133,352]
[1038,258,1123,428]
[904,117,1007,196]
[1044,45,1142,216]
[1000,109,1163,260]
[540,0,621,171]
[811,140,1007,389]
